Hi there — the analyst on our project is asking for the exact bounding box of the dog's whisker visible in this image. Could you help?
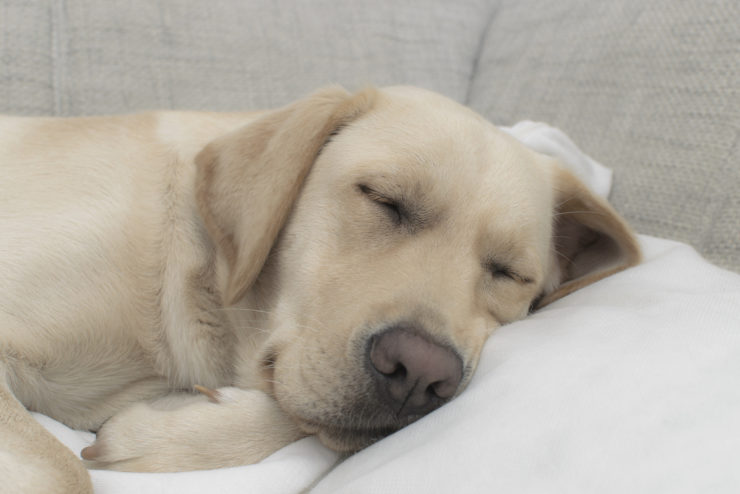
[553,209,607,218]
[553,248,575,265]
[232,325,273,334]
[213,307,276,315]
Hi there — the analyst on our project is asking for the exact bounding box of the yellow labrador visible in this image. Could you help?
[0,86,640,493]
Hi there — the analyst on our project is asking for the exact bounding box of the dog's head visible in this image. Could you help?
[195,86,640,452]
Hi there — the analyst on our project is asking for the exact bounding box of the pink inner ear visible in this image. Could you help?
[554,214,624,282]
[537,166,641,308]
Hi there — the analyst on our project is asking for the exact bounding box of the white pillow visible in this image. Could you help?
[311,235,740,493]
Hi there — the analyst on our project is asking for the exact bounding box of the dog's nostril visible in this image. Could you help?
[368,325,463,418]
[429,378,457,400]
[386,363,407,380]
[425,383,438,399]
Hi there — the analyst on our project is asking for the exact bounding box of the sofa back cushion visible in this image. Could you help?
[0,0,489,115]
[468,0,739,272]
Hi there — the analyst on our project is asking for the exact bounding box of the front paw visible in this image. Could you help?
[81,399,177,472]
[81,388,304,472]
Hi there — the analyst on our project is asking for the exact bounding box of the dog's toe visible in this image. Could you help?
[80,443,103,461]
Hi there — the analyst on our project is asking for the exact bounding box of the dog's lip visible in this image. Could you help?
[291,415,405,452]
[278,385,434,452]
[294,415,402,437]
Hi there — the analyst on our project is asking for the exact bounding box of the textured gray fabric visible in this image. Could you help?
[0,0,492,115]
[0,1,57,114]
[468,0,739,272]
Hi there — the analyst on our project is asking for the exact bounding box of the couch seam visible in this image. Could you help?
[464,0,500,106]
[50,0,67,116]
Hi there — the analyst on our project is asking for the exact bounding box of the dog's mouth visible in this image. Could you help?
[284,394,434,453]
[292,415,410,453]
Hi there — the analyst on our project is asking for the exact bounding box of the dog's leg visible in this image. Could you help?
[0,363,93,494]
[81,387,306,472]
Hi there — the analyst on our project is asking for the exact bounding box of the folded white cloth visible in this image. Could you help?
[35,124,740,493]
[502,121,613,198]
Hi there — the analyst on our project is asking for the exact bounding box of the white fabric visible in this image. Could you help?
[502,121,614,198]
[33,413,338,494]
[34,124,740,493]
[311,236,740,493]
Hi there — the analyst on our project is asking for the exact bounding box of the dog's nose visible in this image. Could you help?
[368,326,463,418]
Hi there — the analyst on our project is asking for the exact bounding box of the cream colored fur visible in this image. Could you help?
[0,86,640,493]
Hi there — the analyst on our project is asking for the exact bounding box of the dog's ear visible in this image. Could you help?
[195,86,377,305]
[537,166,641,308]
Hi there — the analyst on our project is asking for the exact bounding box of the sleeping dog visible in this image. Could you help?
[0,86,640,493]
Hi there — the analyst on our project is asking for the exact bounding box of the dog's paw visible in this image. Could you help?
[81,399,178,472]
[81,387,304,472]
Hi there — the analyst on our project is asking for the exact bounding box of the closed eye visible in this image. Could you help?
[358,184,403,225]
[488,261,516,280]
[486,260,533,284]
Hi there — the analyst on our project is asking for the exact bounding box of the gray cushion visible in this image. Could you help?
[468,0,739,272]
[0,1,57,114]
[0,0,491,115]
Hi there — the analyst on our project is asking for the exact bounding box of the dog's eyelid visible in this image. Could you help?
[485,259,533,284]
[357,183,394,201]
[358,183,389,201]
[357,183,404,223]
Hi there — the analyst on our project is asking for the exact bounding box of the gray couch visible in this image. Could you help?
[2,0,738,272]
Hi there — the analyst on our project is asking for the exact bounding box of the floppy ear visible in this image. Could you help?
[195,86,377,305]
[538,166,641,308]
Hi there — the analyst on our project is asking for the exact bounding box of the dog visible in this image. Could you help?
[0,86,640,493]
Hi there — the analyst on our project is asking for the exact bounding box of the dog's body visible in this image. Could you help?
[0,87,640,493]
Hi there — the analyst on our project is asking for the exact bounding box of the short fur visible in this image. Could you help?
[0,86,640,493]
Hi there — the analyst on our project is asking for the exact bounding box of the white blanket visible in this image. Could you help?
[35,124,740,493]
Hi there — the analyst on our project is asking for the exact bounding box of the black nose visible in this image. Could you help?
[368,325,463,418]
